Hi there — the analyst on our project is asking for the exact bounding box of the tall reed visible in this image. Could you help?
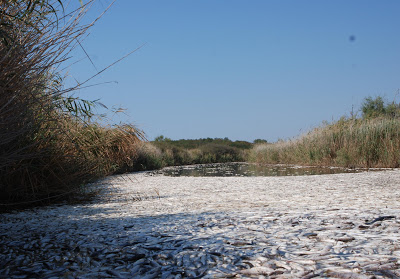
[249,117,400,168]
[0,1,144,207]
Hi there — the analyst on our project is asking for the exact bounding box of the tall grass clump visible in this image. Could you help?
[131,138,249,171]
[0,1,144,207]
[250,115,400,168]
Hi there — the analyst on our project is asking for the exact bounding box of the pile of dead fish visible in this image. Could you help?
[0,206,399,278]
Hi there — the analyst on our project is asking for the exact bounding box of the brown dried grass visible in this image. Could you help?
[249,117,400,168]
[0,1,144,207]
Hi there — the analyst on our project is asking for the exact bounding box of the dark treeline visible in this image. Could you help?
[153,136,258,150]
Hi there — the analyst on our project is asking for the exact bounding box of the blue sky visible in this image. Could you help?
[66,1,400,142]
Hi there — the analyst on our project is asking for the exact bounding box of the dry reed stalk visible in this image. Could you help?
[0,1,144,207]
[250,118,400,168]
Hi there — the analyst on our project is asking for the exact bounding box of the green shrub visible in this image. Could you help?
[253,139,268,144]
[361,96,400,119]
[199,143,243,163]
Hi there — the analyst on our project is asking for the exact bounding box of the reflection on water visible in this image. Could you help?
[159,163,366,177]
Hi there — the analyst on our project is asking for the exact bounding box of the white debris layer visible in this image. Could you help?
[1,169,400,278]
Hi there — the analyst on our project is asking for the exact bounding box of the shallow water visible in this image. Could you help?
[159,162,366,177]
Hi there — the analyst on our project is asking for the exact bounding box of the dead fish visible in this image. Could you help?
[358,225,370,230]
[326,270,372,279]
[240,266,274,275]
[364,262,398,271]
[336,236,355,243]
[227,240,252,246]
[319,245,333,255]
[292,259,316,265]
[300,270,319,279]
[365,216,395,225]
[288,261,306,273]
[303,232,318,238]
[106,269,122,278]
[380,270,400,279]
[275,260,292,270]
[138,267,161,279]
[309,254,336,261]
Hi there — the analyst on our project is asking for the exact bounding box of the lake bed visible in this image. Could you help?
[1,167,399,278]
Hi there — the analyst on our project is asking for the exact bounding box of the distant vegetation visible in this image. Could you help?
[250,96,400,168]
[132,137,254,170]
[154,136,253,150]
[361,96,400,119]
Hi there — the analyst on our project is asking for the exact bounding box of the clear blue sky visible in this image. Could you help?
[66,1,400,142]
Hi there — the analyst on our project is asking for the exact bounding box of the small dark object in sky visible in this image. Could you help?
[349,35,356,42]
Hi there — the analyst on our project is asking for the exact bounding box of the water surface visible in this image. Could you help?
[159,163,366,177]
